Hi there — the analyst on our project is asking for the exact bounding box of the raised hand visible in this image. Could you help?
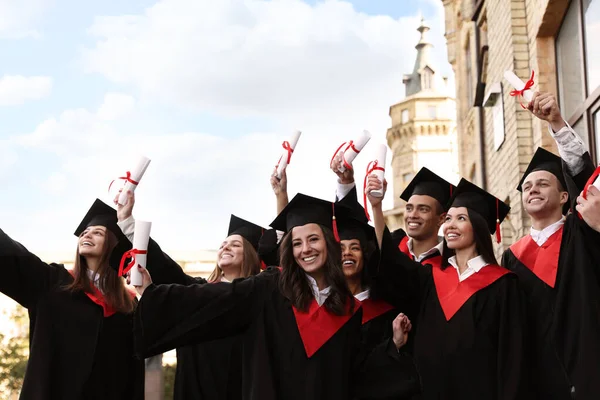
[528,92,566,132]
[365,174,387,208]
[133,265,153,296]
[330,152,355,184]
[115,189,135,222]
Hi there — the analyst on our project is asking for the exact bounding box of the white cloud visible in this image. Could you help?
[97,93,136,121]
[0,75,53,106]
[0,0,50,39]
[81,0,452,122]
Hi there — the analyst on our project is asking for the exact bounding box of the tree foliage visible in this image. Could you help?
[0,305,29,399]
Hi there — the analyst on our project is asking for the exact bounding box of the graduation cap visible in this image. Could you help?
[336,205,375,247]
[270,193,341,241]
[227,215,265,251]
[447,179,510,243]
[517,147,569,214]
[74,199,132,274]
[401,167,456,211]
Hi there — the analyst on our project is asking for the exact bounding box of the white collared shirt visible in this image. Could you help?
[549,120,587,176]
[530,218,565,246]
[336,181,356,201]
[354,289,370,302]
[306,274,331,306]
[407,238,443,262]
[87,269,101,289]
[448,255,489,282]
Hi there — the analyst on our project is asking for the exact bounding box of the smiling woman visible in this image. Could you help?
[0,198,143,400]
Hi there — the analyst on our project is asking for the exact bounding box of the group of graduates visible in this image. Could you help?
[1,90,600,400]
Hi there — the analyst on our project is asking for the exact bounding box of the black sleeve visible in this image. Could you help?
[0,228,60,308]
[145,238,206,285]
[133,269,275,358]
[368,227,425,313]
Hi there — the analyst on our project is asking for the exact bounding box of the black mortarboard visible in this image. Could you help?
[447,179,510,242]
[227,215,264,251]
[517,147,567,192]
[74,199,132,273]
[336,205,375,247]
[400,167,456,211]
[517,147,569,214]
[270,193,340,240]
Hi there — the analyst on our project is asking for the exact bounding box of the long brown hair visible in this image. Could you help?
[65,230,136,314]
[279,225,354,315]
[208,236,261,282]
[441,209,497,268]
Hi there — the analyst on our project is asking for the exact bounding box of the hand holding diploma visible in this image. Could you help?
[504,70,535,106]
[118,220,151,285]
[362,144,387,221]
[332,130,372,173]
[275,131,301,180]
[576,185,600,233]
[110,156,151,206]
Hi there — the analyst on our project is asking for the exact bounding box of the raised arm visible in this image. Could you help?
[271,166,289,215]
[0,228,59,308]
[116,191,203,286]
[132,267,275,358]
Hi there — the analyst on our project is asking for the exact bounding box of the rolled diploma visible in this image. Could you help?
[369,144,387,198]
[276,130,301,179]
[117,156,151,206]
[129,220,152,286]
[338,130,372,173]
[503,70,533,102]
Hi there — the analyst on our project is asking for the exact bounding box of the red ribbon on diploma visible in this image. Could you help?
[118,248,148,277]
[509,70,535,109]
[363,160,385,221]
[276,141,294,168]
[331,140,361,171]
[108,171,140,193]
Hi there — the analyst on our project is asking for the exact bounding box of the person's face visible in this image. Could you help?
[522,170,568,217]
[405,195,444,240]
[217,234,245,271]
[340,239,363,279]
[442,207,475,251]
[292,224,327,276]
[78,225,107,258]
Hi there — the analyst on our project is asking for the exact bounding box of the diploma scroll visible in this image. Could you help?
[368,144,387,198]
[276,131,302,179]
[504,70,534,103]
[116,156,152,206]
[336,130,372,173]
[129,220,152,287]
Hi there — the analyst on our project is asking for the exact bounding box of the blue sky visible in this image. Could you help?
[0,0,454,258]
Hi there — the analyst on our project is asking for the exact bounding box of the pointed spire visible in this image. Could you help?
[403,14,439,96]
[416,16,431,49]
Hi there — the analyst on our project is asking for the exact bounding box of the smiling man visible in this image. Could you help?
[501,91,600,400]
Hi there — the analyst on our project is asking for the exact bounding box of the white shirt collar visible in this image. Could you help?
[354,289,370,302]
[87,269,101,286]
[305,274,331,306]
[448,255,489,282]
[407,237,443,262]
[530,218,565,246]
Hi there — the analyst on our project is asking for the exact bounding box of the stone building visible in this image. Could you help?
[440,0,599,248]
[384,18,459,231]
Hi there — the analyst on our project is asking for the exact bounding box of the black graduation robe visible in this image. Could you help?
[134,267,418,400]
[144,238,244,400]
[391,229,442,269]
[0,228,144,400]
[502,154,600,399]
[371,228,529,400]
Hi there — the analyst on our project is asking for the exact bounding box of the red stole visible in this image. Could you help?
[510,227,563,288]
[398,236,412,259]
[360,298,395,325]
[292,297,361,358]
[433,264,510,321]
[67,270,136,317]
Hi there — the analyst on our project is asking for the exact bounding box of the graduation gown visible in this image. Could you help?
[144,238,244,400]
[0,228,144,400]
[134,267,417,400]
[504,154,600,399]
[371,228,529,400]
[391,229,442,269]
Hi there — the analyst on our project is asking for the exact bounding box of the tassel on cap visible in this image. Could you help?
[495,198,501,244]
[331,203,340,242]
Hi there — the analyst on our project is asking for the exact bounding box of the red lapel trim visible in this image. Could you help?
[292,297,360,358]
[433,264,510,321]
[423,254,442,269]
[510,227,563,288]
[360,298,395,325]
[398,236,413,260]
[67,270,136,317]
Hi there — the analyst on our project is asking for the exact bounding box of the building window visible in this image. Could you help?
[465,38,474,107]
[556,0,600,161]
[428,105,437,119]
[401,109,409,124]
[422,68,433,90]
